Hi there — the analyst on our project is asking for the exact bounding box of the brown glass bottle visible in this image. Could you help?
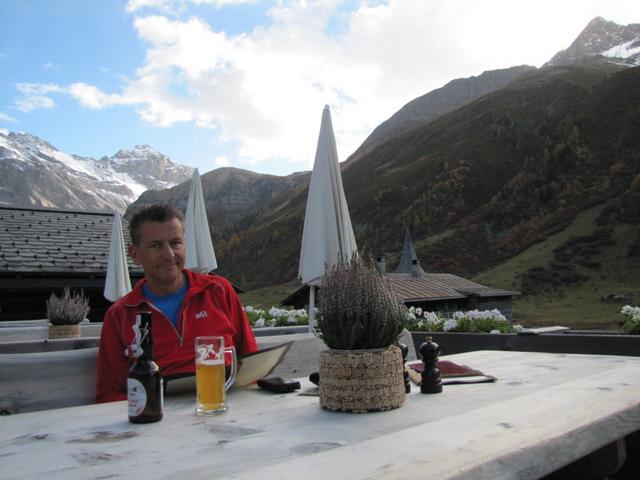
[128,311,163,423]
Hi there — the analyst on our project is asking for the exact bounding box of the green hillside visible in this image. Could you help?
[474,201,640,329]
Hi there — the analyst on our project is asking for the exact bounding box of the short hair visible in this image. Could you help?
[128,204,185,245]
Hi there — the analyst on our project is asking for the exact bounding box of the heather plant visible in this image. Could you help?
[317,256,407,350]
[46,287,90,325]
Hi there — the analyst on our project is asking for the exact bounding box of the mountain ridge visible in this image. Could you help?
[0,132,193,212]
[546,16,640,67]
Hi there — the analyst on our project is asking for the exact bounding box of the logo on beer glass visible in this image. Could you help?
[195,336,236,416]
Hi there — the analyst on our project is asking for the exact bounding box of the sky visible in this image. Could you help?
[1,0,638,177]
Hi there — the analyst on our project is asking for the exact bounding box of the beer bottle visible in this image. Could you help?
[128,311,163,423]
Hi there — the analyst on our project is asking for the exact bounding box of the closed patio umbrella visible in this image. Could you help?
[104,211,132,302]
[299,105,358,331]
[184,168,218,273]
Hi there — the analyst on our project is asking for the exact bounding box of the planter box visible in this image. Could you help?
[411,331,640,358]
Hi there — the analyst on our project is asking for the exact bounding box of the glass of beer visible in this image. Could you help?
[195,336,237,415]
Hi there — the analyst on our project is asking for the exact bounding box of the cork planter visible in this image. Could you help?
[319,345,405,413]
[48,324,81,339]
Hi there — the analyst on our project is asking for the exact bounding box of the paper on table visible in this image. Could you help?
[406,360,497,386]
[164,341,294,394]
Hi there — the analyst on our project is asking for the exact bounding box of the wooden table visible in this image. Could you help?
[2,350,639,480]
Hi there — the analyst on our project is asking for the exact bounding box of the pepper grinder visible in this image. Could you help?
[419,337,443,394]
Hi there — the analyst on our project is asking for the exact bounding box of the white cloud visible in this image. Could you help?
[14,83,65,112]
[17,0,640,174]
[214,155,230,167]
[0,112,17,123]
[68,83,125,109]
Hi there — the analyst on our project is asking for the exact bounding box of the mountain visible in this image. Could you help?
[126,167,309,229]
[350,17,639,165]
[347,65,536,163]
[0,132,192,212]
[208,63,640,295]
[122,17,640,294]
[546,16,640,67]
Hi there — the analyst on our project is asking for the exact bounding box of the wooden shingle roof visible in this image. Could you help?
[0,206,142,276]
[386,273,519,302]
[280,272,519,307]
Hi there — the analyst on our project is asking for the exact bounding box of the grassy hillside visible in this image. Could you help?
[239,281,300,310]
[474,201,640,329]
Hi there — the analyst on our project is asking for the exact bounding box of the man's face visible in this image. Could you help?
[128,218,186,293]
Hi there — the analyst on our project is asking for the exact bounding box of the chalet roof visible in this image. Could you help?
[280,272,519,306]
[386,273,519,302]
[394,228,425,274]
[0,206,142,276]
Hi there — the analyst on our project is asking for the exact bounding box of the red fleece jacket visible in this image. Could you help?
[96,270,258,403]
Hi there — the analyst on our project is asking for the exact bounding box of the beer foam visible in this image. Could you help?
[196,358,224,366]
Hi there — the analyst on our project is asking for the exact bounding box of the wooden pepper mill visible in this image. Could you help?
[419,337,443,394]
[398,343,411,393]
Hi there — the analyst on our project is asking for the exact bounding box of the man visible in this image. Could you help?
[96,204,258,403]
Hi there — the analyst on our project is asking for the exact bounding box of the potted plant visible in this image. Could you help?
[46,287,90,339]
[317,257,408,413]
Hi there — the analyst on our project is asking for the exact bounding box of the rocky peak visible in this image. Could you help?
[104,145,192,187]
[546,17,640,67]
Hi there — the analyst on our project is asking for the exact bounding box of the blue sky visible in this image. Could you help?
[1,0,638,176]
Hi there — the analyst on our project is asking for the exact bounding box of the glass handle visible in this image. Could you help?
[224,346,237,391]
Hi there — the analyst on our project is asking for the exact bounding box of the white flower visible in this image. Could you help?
[424,311,439,323]
[244,305,254,313]
[621,305,640,320]
[268,307,287,318]
[443,319,458,332]
[254,318,265,328]
[415,307,423,316]
[489,329,501,334]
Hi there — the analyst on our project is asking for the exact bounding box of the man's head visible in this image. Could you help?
[128,204,186,294]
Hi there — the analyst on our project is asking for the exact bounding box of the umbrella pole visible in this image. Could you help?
[308,285,316,333]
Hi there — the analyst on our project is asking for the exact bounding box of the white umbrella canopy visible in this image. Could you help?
[299,105,358,330]
[104,211,132,302]
[184,168,218,273]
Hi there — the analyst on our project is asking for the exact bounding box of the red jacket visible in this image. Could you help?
[96,270,258,403]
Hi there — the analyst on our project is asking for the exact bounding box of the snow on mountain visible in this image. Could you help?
[546,17,640,67]
[602,38,640,61]
[0,131,193,212]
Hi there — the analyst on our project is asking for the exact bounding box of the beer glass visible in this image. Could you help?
[195,336,237,415]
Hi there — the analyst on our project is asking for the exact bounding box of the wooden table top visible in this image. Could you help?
[2,350,640,480]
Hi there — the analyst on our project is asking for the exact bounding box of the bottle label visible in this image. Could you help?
[128,378,147,417]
